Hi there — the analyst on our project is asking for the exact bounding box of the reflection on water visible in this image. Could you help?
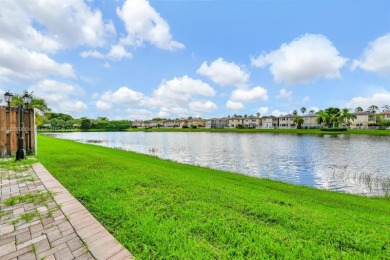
[45,132,390,196]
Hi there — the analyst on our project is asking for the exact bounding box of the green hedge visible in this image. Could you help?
[320,128,347,132]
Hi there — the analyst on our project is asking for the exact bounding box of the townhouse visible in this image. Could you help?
[302,113,320,128]
[206,118,229,129]
[278,114,296,129]
[350,112,376,129]
[261,116,279,128]
[242,116,262,128]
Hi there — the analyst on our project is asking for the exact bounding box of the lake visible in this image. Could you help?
[44,132,390,196]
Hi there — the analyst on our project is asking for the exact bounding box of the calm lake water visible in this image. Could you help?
[45,132,390,196]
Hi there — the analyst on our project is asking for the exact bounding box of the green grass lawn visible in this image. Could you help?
[36,135,390,259]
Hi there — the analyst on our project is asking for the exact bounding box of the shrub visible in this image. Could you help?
[320,128,347,132]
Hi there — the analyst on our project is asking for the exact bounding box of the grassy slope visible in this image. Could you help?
[37,135,390,259]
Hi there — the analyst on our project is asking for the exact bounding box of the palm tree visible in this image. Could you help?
[292,110,298,116]
[355,107,363,112]
[309,109,315,114]
[338,108,357,128]
[256,112,260,118]
[10,91,51,126]
[301,107,306,115]
[293,116,304,129]
[382,105,390,111]
[367,105,379,113]
[316,110,330,128]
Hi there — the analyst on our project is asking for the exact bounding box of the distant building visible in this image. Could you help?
[278,114,296,129]
[188,118,206,128]
[242,116,262,128]
[228,117,243,128]
[302,114,319,128]
[206,118,228,128]
[262,116,279,128]
[350,112,376,129]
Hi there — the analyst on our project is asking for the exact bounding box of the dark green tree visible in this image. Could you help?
[80,118,91,130]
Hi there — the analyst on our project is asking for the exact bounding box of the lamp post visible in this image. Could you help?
[3,91,32,161]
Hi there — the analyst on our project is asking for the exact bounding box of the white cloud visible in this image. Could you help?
[0,40,75,82]
[59,100,87,113]
[103,62,111,69]
[301,96,310,104]
[117,0,184,51]
[197,58,250,88]
[126,108,153,120]
[230,86,268,102]
[271,109,288,117]
[277,88,293,99]
[80,50,105,59]
[226,100,244,110]
[1,0,115,53]
[96,100,112,111]
[106,45,132,60]
[96,76,216,118]
[258,107,269,115]
[0,1,116,83]
[146,75,216,118]
[251,34,348,84]
[351,34,390,75]
[189,100,217,113]
[29,80,87,114]
[96,86,144,111]
[81,45,132,61]
[112,87,144,104]
[151,75,215,104]
[346,92,390,110]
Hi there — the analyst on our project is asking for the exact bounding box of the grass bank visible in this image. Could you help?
[37,135,390,259]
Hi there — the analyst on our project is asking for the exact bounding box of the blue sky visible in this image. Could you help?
[1,0,389,120]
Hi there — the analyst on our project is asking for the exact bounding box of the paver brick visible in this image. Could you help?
[18,252,36,260]
[57,222,72,233]
[33,237,51,254]
[107,249,135,260]
[46,228,62,243]
[16,230,31,244]
[0,224,14,236]
[54,247,74,260]
[0,245,32,260]
[51,232,77,248]
[66,236,84,251]
[0,241,16,257]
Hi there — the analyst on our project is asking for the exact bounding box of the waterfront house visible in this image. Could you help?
[243,116,262,128]
[261,116,278,128]
[350,112,376,129]
[379,110,390,120]
[163,120,176,128]
[131,120,144,128]
[176,119,188,128]
[188,118,206,128]
[206,118,228,128]
[302,113,319,128]
[228,117,243,128]
[278,114,296,129]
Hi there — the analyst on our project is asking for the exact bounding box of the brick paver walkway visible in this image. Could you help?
[0,159,133,260]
